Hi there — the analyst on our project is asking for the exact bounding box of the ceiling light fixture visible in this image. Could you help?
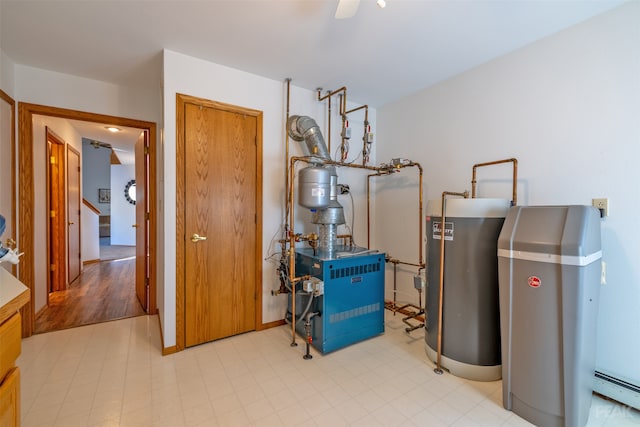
[377,0,386,9]
[105,126,121,133]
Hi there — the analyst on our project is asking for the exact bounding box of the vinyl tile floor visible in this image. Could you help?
[17,311,639,427]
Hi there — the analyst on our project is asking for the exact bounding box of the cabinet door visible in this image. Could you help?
[0,313,21,382]
[0,367,19,427]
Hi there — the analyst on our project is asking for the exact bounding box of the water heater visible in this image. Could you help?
[425,198,510,381]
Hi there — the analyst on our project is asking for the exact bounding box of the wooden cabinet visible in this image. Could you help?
[0,268,30,427]
[0,366,19,427]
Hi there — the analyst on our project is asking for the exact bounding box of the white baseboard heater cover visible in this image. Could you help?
[594,371,640,410]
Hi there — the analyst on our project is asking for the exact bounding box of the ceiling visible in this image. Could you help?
[1,0,625,154]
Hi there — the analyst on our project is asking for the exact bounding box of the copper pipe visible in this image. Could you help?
[317,86,347,102]
[471,158,518,205]
[285,79,291,223]
[366,171,392,249]
[386,258,423,268]
[363,108,369,166]
[336,233,354,246]
[318,87,347,161]
[364,161,423,266]
[318,87,348,158]
[435,190,469,375]
[327,91,331,154]
[288,156,298,346]
[344,104,369,166]
[339,93,347,161]
[416,162,424,266]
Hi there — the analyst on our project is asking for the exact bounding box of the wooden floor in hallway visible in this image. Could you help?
[34,257,146,334]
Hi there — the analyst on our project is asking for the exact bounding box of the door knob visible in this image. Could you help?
[132,224,139,228]
[191,233,207,243]
[68,221,75,225]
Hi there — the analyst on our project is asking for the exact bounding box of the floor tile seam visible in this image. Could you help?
[88,319,134,422]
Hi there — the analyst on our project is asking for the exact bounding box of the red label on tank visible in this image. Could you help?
[528,276,541,288]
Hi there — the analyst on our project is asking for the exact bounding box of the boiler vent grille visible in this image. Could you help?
[330,262,380,279]
[329,303,381,324]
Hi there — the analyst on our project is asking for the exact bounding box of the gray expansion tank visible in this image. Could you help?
[497,205,602,427]
[425,198,510,381]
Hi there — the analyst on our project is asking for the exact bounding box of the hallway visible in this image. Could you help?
[34,257,145,334]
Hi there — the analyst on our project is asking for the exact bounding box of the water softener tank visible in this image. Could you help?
[425,198,510,381]
[298,166,332,209]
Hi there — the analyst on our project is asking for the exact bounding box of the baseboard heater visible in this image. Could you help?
[594,370,640,410]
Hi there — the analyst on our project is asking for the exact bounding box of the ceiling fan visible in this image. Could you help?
[335,0,386,19]
[89,140,127,152]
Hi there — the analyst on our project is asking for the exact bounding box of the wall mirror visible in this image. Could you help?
[124,179,136,205]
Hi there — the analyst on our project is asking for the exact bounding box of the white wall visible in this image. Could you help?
[81,204,100,262]
[162,49,377,348]
[377,2,639,385]
[0,49,15,273]
[15,65,159,123]
[1,51,15,99]
[82,141,111,215]
[110,164,136,245]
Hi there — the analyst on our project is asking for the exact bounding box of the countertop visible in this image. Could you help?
[0,267,30,325]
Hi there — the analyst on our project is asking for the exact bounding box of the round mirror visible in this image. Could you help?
[124,179,136,205]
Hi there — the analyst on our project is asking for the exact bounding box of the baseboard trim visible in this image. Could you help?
[258,319,285,330]
[157,315,177,355]
[83,259,100,266]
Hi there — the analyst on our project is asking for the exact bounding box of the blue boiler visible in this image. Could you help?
[293,246,386,353]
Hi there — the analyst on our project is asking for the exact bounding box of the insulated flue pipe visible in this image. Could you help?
[434,190,469,375]
[471,158,518,205]
[287,115,331,161]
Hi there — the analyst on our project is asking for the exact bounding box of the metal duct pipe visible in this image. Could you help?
[287,115,331,161]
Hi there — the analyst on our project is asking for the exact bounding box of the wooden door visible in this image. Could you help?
[183,102,258,347]
[135,131,149,311]
[47,129,66,292]
[67,146,81,284]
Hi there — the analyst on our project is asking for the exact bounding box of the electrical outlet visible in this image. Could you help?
[592,198,609,217]
[601,261,607,285]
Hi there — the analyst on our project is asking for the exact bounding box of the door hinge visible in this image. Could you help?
[50,210,56,218]
[50,264,56,271]
[144,146,149,155]
[50,156,56,164]
[145,212,150,221]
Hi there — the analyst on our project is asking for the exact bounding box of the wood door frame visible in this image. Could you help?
[46,128,67,294]
[18,102,158,337]
[175,93,263,352]
[66,144,81,285]
[0,90,16,276]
